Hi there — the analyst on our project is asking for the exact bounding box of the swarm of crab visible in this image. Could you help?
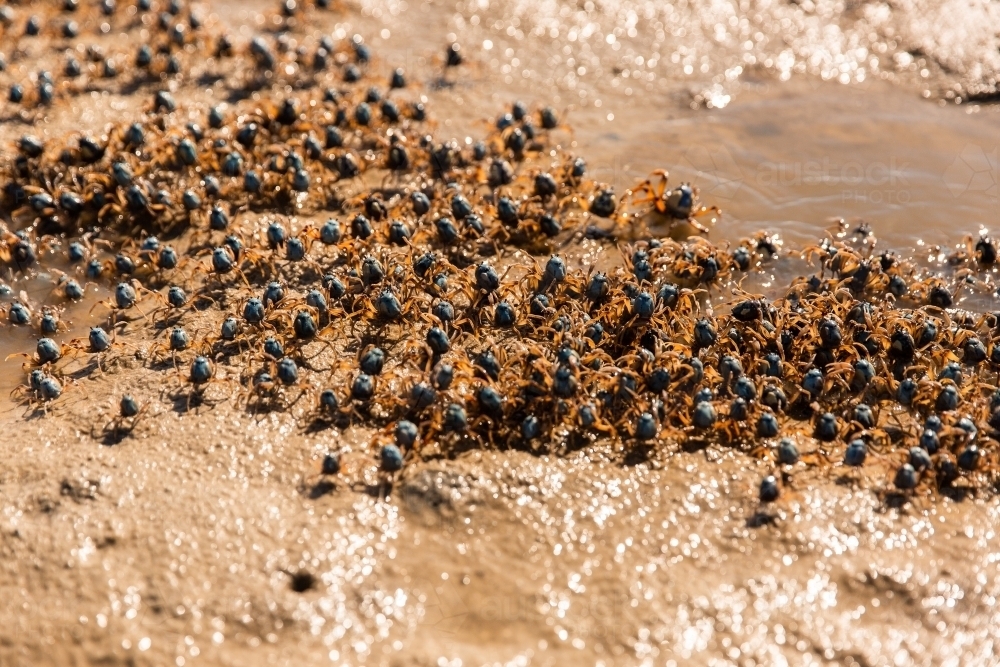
[3,0,1000,504]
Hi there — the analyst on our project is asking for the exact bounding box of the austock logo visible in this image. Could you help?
[682,144,744,202]
[944,144,999,199]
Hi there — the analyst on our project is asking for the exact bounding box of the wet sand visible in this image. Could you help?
[3,1,1000,666]
[5,395,1000,666]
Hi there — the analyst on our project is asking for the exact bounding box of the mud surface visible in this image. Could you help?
[5,401,1000,666]
[2,1,1000,666]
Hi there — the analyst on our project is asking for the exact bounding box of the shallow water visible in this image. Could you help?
[2,1,1000,666]
[361,0,1000,253]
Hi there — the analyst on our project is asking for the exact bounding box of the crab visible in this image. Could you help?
[630,169,720,235]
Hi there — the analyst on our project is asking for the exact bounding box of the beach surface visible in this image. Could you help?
[2,1,1000,665]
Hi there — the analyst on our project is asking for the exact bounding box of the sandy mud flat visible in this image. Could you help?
[2,0,1000,665]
